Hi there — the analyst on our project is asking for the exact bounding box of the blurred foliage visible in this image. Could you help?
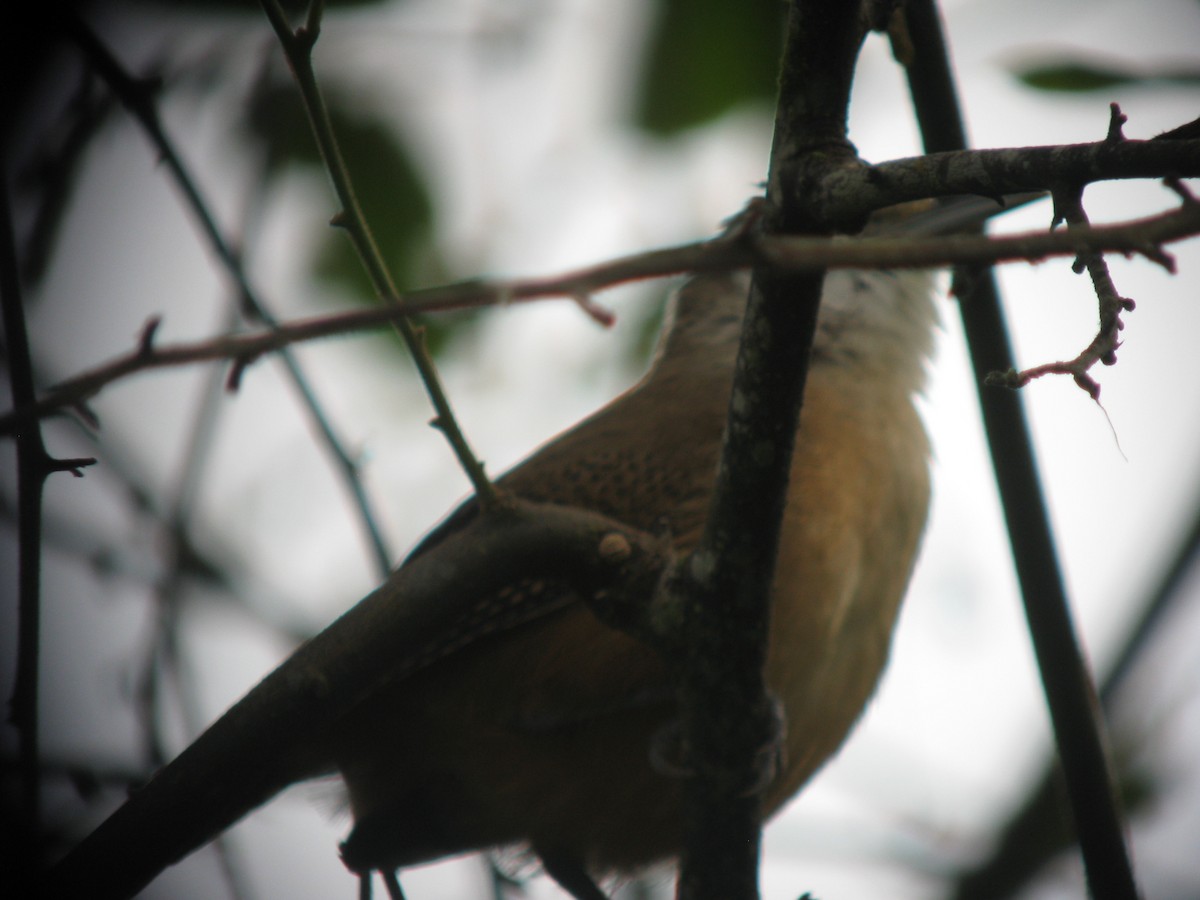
[1015,58,1200,92]
[636,0,784,134]
[245,78,433,296]
[25,0,795,359]
[242,75,479,357]
[153,0,389,12]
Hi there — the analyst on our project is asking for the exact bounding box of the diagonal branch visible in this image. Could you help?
[259,0,496,508]
[4,195,1198,435]
[60,10,394,577]
[902,1,1140,896]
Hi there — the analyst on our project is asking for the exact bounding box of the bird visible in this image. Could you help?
[43,194,1024,900]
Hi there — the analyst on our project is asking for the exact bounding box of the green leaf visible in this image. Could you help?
[635,0,784,135]
[1016,63,1139,92]
[1015,59,1200,93]
[244,79,434,298]
[240,77,486,356]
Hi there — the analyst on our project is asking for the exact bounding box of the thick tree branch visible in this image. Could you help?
[817,136,1200,226]
[674,2,870,898]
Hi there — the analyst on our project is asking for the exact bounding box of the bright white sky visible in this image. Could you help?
[5,0,1200,898]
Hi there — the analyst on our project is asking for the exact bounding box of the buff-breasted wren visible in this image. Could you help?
[44,195,1028,900]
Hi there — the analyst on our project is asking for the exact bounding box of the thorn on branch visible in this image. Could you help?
[1165,176,1197,206]
[137,316,162,359]
[1106,103,1128,144]
[329,211,348,230]
[226,355,254,392]
[49,456,98,478]
[570,293,616,328]
[1139,244,1176,273]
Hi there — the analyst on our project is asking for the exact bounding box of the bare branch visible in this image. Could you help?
[903,3,1141,895]
[4,194,1198,434]
[259,0,495,507]
[61,10,395,576]
[819,136,1200,227]
[989,176,1145,399]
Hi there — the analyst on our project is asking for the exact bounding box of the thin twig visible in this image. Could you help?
[4,196,1198,433]
[990,178,1198,396]
[61,10,394,577]
[259,0,496,508]
[991,180,1199,400]
[1,151,96,888]
[989,179,1138,398]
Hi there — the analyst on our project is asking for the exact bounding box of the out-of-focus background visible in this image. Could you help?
[2,0,1199,897]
